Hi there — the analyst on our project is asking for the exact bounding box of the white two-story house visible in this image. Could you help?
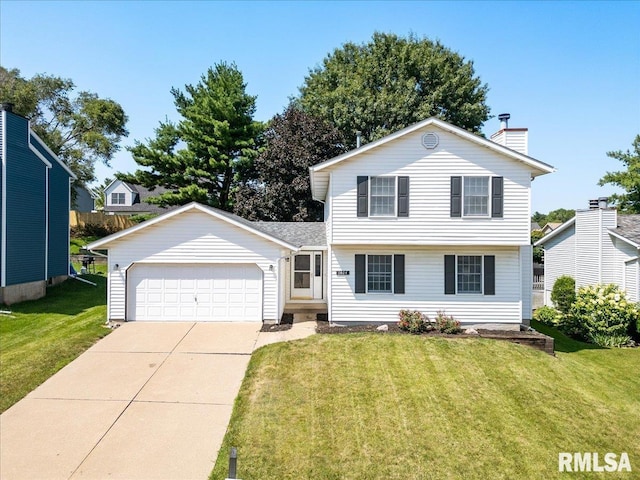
[87,117,554,329]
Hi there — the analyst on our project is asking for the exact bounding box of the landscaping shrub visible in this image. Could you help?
[434,311,462,334]
[569,284,639,347]
[533,305,563,327]
[71,223,119,238]
[398,310,432,334]
[551,275,575,314]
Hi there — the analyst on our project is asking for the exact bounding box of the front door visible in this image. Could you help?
[291,252,323,300]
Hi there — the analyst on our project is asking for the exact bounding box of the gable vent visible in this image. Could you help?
[422,132,439,149]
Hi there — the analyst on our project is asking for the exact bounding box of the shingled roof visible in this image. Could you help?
[613,214,640,246]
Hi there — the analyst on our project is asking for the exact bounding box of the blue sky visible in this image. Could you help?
[1,0,639,213]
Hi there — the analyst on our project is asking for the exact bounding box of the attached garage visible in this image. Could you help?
[127,264,263,321]
[86,203,300,323]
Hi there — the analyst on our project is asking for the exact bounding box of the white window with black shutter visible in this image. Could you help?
[444,255,495,295]
[355,254,405,294]
[356,176,409,218]
[450,176,503,218]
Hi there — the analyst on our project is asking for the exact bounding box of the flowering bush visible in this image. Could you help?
[568,284,639,347]
[434,311,462,334]
[398,310,432,334]
[533,305,564,327]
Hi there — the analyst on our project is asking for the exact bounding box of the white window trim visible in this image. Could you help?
[366,253,394,294]
[462,176,491,218]
[456,254,484,295]
[111,192,126,205]
[368,176,397,218]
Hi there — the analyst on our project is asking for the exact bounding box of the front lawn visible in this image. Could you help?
[70,235,101,255]
[0,274,109,413]
[212,324,639,479]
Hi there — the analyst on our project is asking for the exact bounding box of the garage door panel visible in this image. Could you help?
[128,264,263,322]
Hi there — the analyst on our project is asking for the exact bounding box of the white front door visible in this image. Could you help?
[291,252,323,300]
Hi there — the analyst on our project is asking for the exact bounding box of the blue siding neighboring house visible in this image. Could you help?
[0,103,76,304]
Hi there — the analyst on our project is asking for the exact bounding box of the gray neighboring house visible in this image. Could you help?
[73,186,97,212]
[535,204,640,305]
[103,179,174,216]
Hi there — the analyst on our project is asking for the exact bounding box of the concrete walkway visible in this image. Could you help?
[0,321,316,480]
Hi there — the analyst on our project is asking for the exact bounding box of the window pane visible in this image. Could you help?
[294,255,310,270]
[457,256,482,293]
[367,255,392,292]
[294,272,310,288]
[463,177,489,216]
[370,177,395,216]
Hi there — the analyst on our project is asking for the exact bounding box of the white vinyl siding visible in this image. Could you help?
[369,177,396,216]
[330,246,522,326]
[520,245,532,319]
[104,209,283,321]
[327,127,531,245]
[624,259,639,302]
[463,177,489,216]
[542,223,576,305]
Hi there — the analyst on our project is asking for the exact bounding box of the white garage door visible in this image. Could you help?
[127,264,262,321]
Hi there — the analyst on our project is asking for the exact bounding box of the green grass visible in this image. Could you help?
[0,274,110,413]
[70,236,101,254]
[211,325,640,479]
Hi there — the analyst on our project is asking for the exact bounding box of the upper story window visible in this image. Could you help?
[111,192,126,205]
[450,176,503,218]
[357,176,409,218]
[463,177,489,216]
[370,177,396,216]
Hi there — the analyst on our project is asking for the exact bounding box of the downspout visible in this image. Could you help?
[598,208,603,284]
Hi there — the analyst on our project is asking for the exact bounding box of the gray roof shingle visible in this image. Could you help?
[198,204,326,248]
[613,214,640,246]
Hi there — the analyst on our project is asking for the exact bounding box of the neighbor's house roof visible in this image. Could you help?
[534,213,640,249]
[104,181,176,215]
[86,202,326,251]
[610,214,640,248]
[310,117,556,201]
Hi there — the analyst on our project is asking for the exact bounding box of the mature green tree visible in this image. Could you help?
[298,32,490,148]
[598,135,640,213]
[121,63,262,210]
[234,106,346,221]
[531,229,545,264]
[0,67,128,185]
[531,211,547,226]
[545,208,575,224]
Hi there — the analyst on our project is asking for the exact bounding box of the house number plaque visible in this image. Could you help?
[336,270,350,275]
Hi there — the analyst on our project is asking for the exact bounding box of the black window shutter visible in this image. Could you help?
[491,177,503,218]
[450,177,462,217]
[357,176,368,217]
[355,254,366,293]
[397,176,409,217]
[444,255,456,294]
[484,255,495,295]
[394,254,405,294]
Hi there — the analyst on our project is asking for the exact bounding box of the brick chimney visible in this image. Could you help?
[490,113,529,155]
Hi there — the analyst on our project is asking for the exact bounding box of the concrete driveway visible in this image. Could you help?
[0,322,262,480]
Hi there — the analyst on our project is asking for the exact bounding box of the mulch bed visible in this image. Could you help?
[260,314,293,332]
[315,322,556,354]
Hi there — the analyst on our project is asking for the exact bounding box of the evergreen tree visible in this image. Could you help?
[121,63,262,210]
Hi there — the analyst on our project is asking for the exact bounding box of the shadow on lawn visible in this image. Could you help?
[8,274,106,316]
[530,320,602,353]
